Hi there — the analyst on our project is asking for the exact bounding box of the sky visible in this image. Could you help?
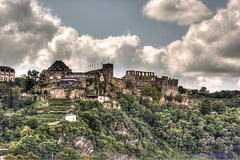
[1,0,240,92]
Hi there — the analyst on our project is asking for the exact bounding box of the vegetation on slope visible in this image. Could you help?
[0,83,240,159]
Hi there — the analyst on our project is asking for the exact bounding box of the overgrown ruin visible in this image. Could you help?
[41,60,178,99]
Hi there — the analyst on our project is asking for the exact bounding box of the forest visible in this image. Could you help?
[0,81,240,159]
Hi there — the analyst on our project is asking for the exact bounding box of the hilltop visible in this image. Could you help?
[0,82,240,159]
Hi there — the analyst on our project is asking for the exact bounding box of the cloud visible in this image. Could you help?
[0,0,60,67]
[194,76,223,91]
[0,0,240,91]
[0,0,145,77]
[38,29,144,77]
[164,0,240,77]
[237,79,240,90]
[142,0,212,25]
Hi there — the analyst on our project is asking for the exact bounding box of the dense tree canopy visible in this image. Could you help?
[143,87,162,102]
[0,84,240,159]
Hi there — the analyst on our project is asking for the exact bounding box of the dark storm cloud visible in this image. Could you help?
[0,0,60,67]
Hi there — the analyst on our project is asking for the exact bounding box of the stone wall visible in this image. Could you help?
[50,88,84,99]
[156,76,178,96]
[123,70,178,96]
[123,70,155,89]
[112,78,126,89]
[50,89,68,98]
[44,61,179,98]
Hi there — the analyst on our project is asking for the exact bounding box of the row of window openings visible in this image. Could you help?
[1,73,14,75]
[0,78,14,81]
[135,82,150,86]
[65,75,94,78]
[0,70,14,72]
[159,82,176,85]
[50,67,65,71]
[135,77,155,81]
[128,72,154,76]
[1,75,14,77]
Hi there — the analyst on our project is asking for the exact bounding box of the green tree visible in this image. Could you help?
[21,70,40,92]
[4,154,18,160]
[8,113,25,129]
[212,101,226,114]
[21,126,34,138]
[56,147,80,160]
[119,93,137,111]
[200,99,212,115]
[38,141,64,159]
[9,136,38,156]
[92,152,108,160]
[24,152,40,160]
[0,83,23,111]
[80,153,92,160]
[199,87,207,93]
[25,116,39,129]
[143,87,162,102]
[178,86,187,94]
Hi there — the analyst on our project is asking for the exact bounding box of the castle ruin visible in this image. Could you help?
[123,70,178,96]
[42,60,178,98]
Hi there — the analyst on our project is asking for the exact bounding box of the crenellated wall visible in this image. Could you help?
[123,70,178,96]
[44,61,178,97]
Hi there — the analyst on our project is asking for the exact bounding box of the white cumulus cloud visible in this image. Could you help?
[1,0,240,91]
[142,0,212,25]
[164,0,240,77]
[194,76,223,91]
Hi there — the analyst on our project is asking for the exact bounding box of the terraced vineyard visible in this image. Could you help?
[35,98,73,123]
[36,113,64,123]
[49,98,72,106]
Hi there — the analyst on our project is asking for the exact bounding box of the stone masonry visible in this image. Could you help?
[43,60,178,97]
[123,70,178,96]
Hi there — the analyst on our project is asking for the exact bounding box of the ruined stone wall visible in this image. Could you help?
[123,70,178,96]
[123,70,156,89]
[69,89,83,99]
[50,88,84,99]
[156,76,178,96]
[112,78,126,89]
[50,89,68,98]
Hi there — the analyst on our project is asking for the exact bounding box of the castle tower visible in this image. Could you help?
[102,63,113,83]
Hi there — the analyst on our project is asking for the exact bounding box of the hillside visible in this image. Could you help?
[0,83,240,159]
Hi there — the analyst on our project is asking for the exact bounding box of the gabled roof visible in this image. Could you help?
[0,146,9,150]
[65,114,76,116]
[0,66,15,72]
[47,60,71,71]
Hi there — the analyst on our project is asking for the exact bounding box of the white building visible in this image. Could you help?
[65,114,76,122]
[98,96,110,103]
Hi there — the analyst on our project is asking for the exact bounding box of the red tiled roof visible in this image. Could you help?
[0,146,9,150]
